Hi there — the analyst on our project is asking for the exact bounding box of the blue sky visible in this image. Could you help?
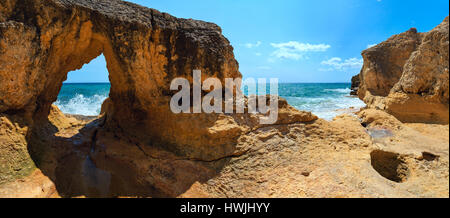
[66,0,449,83]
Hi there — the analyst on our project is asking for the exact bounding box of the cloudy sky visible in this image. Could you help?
[66,0,449,83]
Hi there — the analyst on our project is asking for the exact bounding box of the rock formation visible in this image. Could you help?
[357,17,449,124]
[182,110,449,197]
[0,0,244,183]
[0,0,243,162]
[0,0,448,198]
[0,0,315,195]
[350,74,360,95]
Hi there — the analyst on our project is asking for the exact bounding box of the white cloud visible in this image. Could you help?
[272,50,303,60]
[255,52,262,56]
[367,44,377,48]
[271,41,331,52]
[321,57,363,71]
[243,41,262,48]
[270,41,331,60]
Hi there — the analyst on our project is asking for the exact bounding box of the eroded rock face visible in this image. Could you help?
[0,0,243,163]
[0,114,34,183]
[182,110,449,198]
[3,104,446,198]
[358,17,449,124]
[393,18,449,104]
[0,0,316,187]
[358,28,423,99]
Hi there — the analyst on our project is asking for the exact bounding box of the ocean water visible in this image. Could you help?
[56,83,365,120]
[55,83,110,116]
[276,83,366,120]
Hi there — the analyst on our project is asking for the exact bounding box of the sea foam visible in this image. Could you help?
[55,83,365,120]
[55,93,108,116]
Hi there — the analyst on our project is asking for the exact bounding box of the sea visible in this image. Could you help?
[56,83,365,120]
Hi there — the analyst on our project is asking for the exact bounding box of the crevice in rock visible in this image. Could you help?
[89,129,98,153]
[420,152,439,161]
[370,150,409,183]
[133,141,247,163]
[244,120,317,136]
[361,122,368,128]
[301,171,310,177]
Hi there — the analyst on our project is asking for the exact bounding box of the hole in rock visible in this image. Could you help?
[56,54,110,119]
[421,152,439,161]
[30,50,224,198]
[301,171,310,177]
[31,54,122,197]
[370,150,409,183]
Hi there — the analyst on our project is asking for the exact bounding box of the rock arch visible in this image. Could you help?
[0,0,316,196]
[1,0,242,161]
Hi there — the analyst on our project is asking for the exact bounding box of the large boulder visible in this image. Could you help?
[357,17,449,124]
[358,28,423,99]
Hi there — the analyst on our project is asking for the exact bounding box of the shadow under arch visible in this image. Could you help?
[27,105,230,198]
[25,45,231,197]
[5,1,242,197]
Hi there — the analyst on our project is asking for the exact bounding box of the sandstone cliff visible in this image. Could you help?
[0,0,243,162]
[1,0,243,183]
[357,17,449,124]
[0,1,448,198]
[0,0,315,194]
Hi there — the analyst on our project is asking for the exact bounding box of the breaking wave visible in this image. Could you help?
[55,93,108,116]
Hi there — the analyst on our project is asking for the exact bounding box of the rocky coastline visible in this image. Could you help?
[0,0,448,198]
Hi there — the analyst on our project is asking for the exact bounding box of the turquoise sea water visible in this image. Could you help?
[56,83,365,120]
[56,83,110,116]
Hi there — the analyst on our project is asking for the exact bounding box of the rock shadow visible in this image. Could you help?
[27,114,229,198]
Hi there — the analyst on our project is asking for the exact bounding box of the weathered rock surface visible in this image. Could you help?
[0,169,58,198]
[0,0,448,198]
[358,28,423,99]
[3,105,447,198]
[0,0,243,184]
[358,17,449,124]
[0,114,34,183]
[181,110,448,198]
[0,0,316,195]
[0,0,242,162]
[350,74,360,95]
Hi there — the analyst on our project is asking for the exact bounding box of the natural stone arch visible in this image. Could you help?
[1,0,243,161]
[1,2,318,192]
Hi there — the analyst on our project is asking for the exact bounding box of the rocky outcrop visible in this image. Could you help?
[0,0,314,192]
[182,110,449,197]
[2,0,247,161]
[0,0,242,181]
[350,74,360,95]
[358,28,423,99]
[358,17,449,124]
[0,0,448,198]
[2,104,448,198]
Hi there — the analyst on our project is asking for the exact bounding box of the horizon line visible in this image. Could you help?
[63,81,352,84]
